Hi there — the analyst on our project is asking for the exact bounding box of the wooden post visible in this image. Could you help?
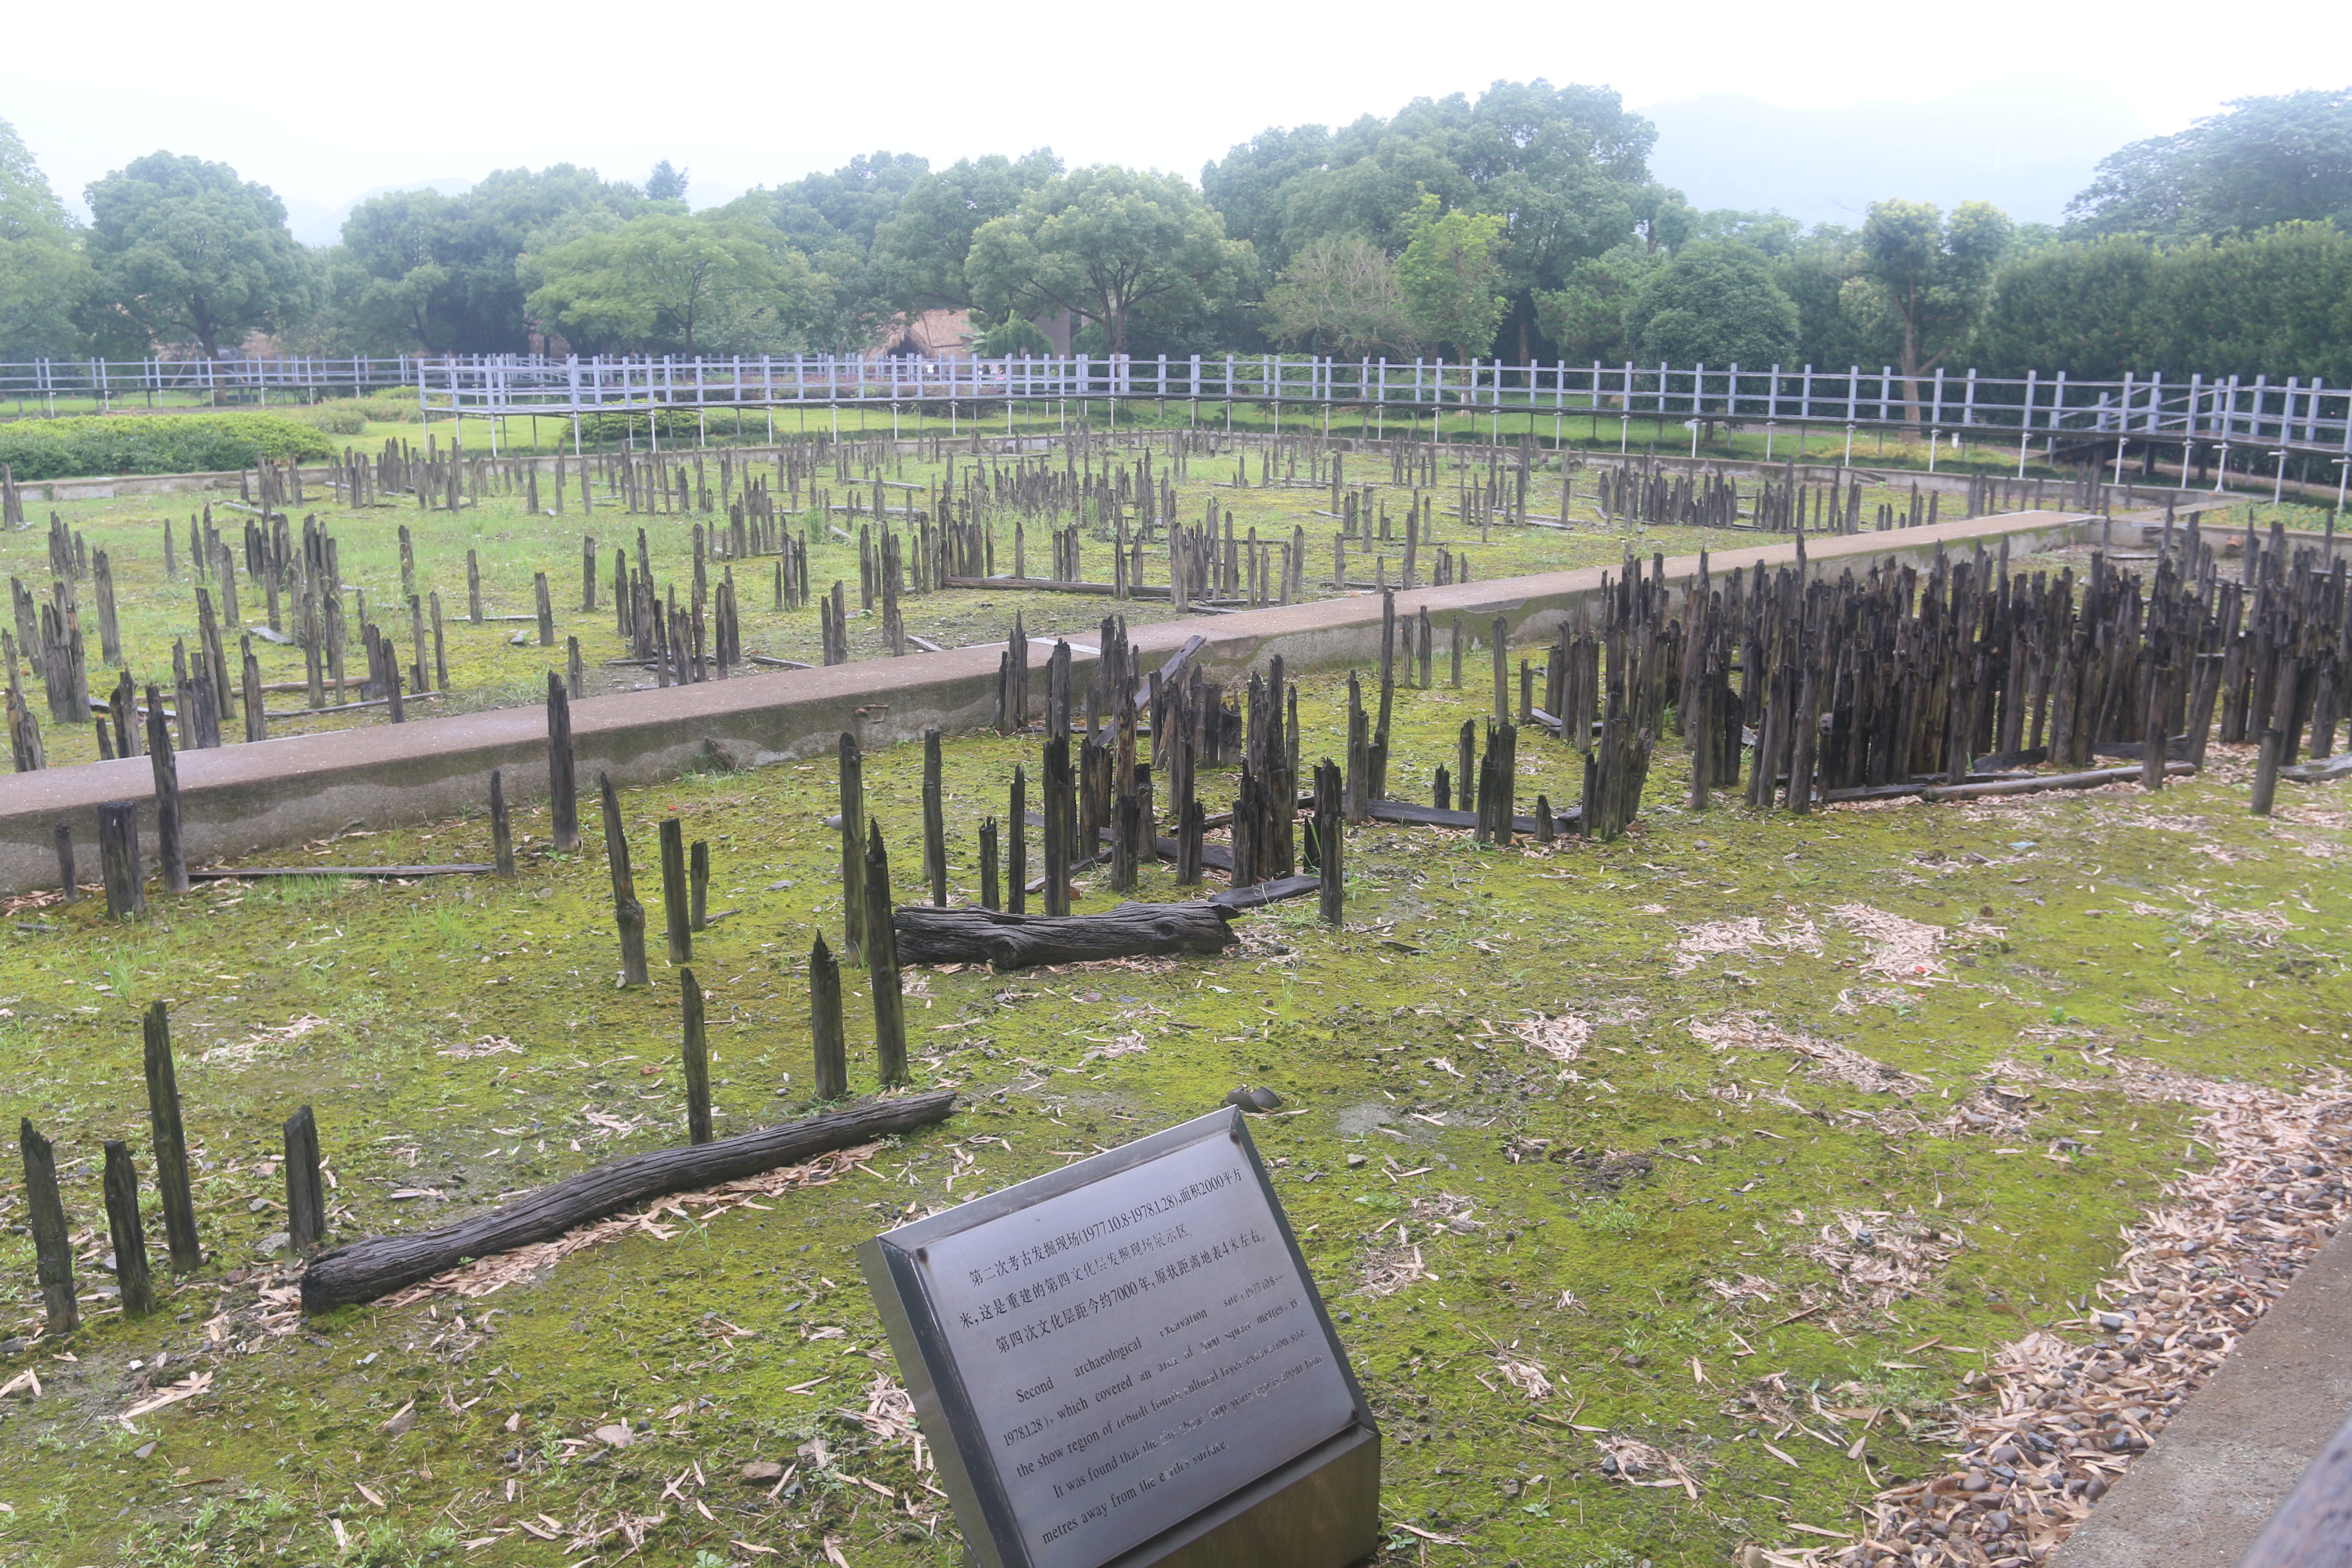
[865,823,908,1084]
[681,968,712,1145]
[1317,759,1344,925]
[922,729,948,906]
[534,572,554,647]
[99,800,142,918]
[2253,729,2283,816]
[1451,614,1464,688]
[838,733,865,965]
[1043,737,1072,917]
[20,1119,75,1335]
[600,772,650,986]
[466,549,482,624]
[1492,615,1509,720]
[1008,765,1028,916]
[282,1106,326,1255]
[489,769,514,877]
[143,1001,201,1271]
[658,818,691,963]
[103,1139,155,1315]
[145,688,187,893]
[52,821,76,904]
[547,674,578,852]
[582,534,598,612]
[689,840,709,931]
[979,818,1000,910]
[810,934,848,1100]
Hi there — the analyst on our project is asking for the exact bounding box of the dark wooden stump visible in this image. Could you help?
[979,818,1000,910]
[21,1119,75,1335]
[142,1001,201,1270]
[53,821,76,904]
[1007,765,1028,916]
[547,674,578,853]
[103,1139,155,1316]
[489,769,514,878]
[144,689,187,894]
[99,800,142,918]
[660,817,692,963]
[865,824,907,1084]
[300,1090,956,1313]
[809,935,847,1100]
[922,729,948,906]
[600,772,649,986]
[681,968,712,1144]
[838,734,865,965]
[283,1105,326,1255]
[689,840,709,931]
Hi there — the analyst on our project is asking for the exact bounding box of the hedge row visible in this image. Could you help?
[0,413,338,482]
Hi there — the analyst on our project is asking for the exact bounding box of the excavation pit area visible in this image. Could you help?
[0,428,2347,1568]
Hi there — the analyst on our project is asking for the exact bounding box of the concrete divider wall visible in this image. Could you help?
[0,510,2097,894]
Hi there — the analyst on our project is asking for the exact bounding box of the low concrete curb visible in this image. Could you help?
[2053,1222,2352,1568]
[0,509,2095,895]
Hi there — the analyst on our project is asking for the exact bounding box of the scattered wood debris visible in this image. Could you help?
[1687,1013,1929,1095]
[1827,903,1948,984]
[1511,1012,1591,1062]
[1801,1211,1961,1309]
[1593,1435,1699,1499]
[1674,912,1823,974]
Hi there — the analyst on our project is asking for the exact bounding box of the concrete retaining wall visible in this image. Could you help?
[0,509,2097,894]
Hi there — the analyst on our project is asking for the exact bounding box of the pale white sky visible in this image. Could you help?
[5,0,2341,233]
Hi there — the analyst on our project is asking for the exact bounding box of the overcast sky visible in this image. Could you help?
[6,0,2342,238]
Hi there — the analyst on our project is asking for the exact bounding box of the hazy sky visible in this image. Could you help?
[6,0,2342,236]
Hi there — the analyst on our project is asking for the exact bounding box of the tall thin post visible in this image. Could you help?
[600,772,649,985]
[1008,765,1028,916]
[809,934,847,1100]
[489,769,514,877]
[547,674,578,852]
[99,800,142,917]
[680,968,712,1144]
[865,821,907,1084]
[103,1139,155,1315]
[282,1106,326,1254]
[659,817,692,963]
[145,687,187,893]
[143,1001,201,1271]
[21,1120,75,1335]
[838,733,865,965]
[922,729,948,905]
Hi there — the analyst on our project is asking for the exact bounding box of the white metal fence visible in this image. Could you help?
[4,353,2348,458]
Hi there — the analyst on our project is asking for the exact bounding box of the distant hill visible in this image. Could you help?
[1642,80,2154,227]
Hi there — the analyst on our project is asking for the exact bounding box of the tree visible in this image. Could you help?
[81,152,312,359]
[645,161,689,203]
[2068,89,2352,239]
[965,166,1251,355]
[1533,246,1661,364]
[1852,199,2012,428]
[1261,235,1418,357]
[327,166,642,354]
[1395,195,1507,360]
[525,213,819,356]
[1622,242,1799,368]
[874,150,1063,312]
[0,117,88,361]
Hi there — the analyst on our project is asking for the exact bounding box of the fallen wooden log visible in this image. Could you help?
[2281,754,2352,783]
[894,903,1237,970]
[301,1091,954,1312]
[191,863,495,880]
[1209,874,1320,910]
[1919,762,2195,801]
[1368,798,1577,833]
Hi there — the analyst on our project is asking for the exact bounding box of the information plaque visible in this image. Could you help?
[859,1107,1377,1568]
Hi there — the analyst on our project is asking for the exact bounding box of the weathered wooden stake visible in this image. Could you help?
[489,769,514,877]
[809,934,847,1100]
[922,729,948,906]
[681,968,712,1145]
[99,799,142,917]
[865,822,908,1084]
[282,1106,326,1255]
[21,1119,75,1335]
[103,1139,155,1315]
[689,840,709,930]
[979,818,1000,910]
[143,1001,201,1271]
[1317,760,1344,925]
[600,772,649,986]
[1008,765,1028,915]
[534,572,554,647]
[838,733,865,964]
[144,688,186,894]
[547,674,578,852]
[658,818,691,962]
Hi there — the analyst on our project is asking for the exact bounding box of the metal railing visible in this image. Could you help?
[5,353,2347,462]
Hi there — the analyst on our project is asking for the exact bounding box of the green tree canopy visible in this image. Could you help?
[1622,241,1799,368]
[0,117,88,361]
[965,166,1252,355]
[645,160,689,203]
[874,150,1063,312]
[720,152,929,354]
[328,166,643,354]
[2067,89,2352,239]
[1394,195,1507,360]
[1204,80,1663,358]
[524,213,820,356]
[1850,198,2012,425]
[81,152,312,359]
[1260,235,1419,357]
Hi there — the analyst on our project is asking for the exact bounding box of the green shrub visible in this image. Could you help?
[0,413,337,480]
[285,394,422,433]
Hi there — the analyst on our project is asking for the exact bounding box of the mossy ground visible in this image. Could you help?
[0,465,2346,1568]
